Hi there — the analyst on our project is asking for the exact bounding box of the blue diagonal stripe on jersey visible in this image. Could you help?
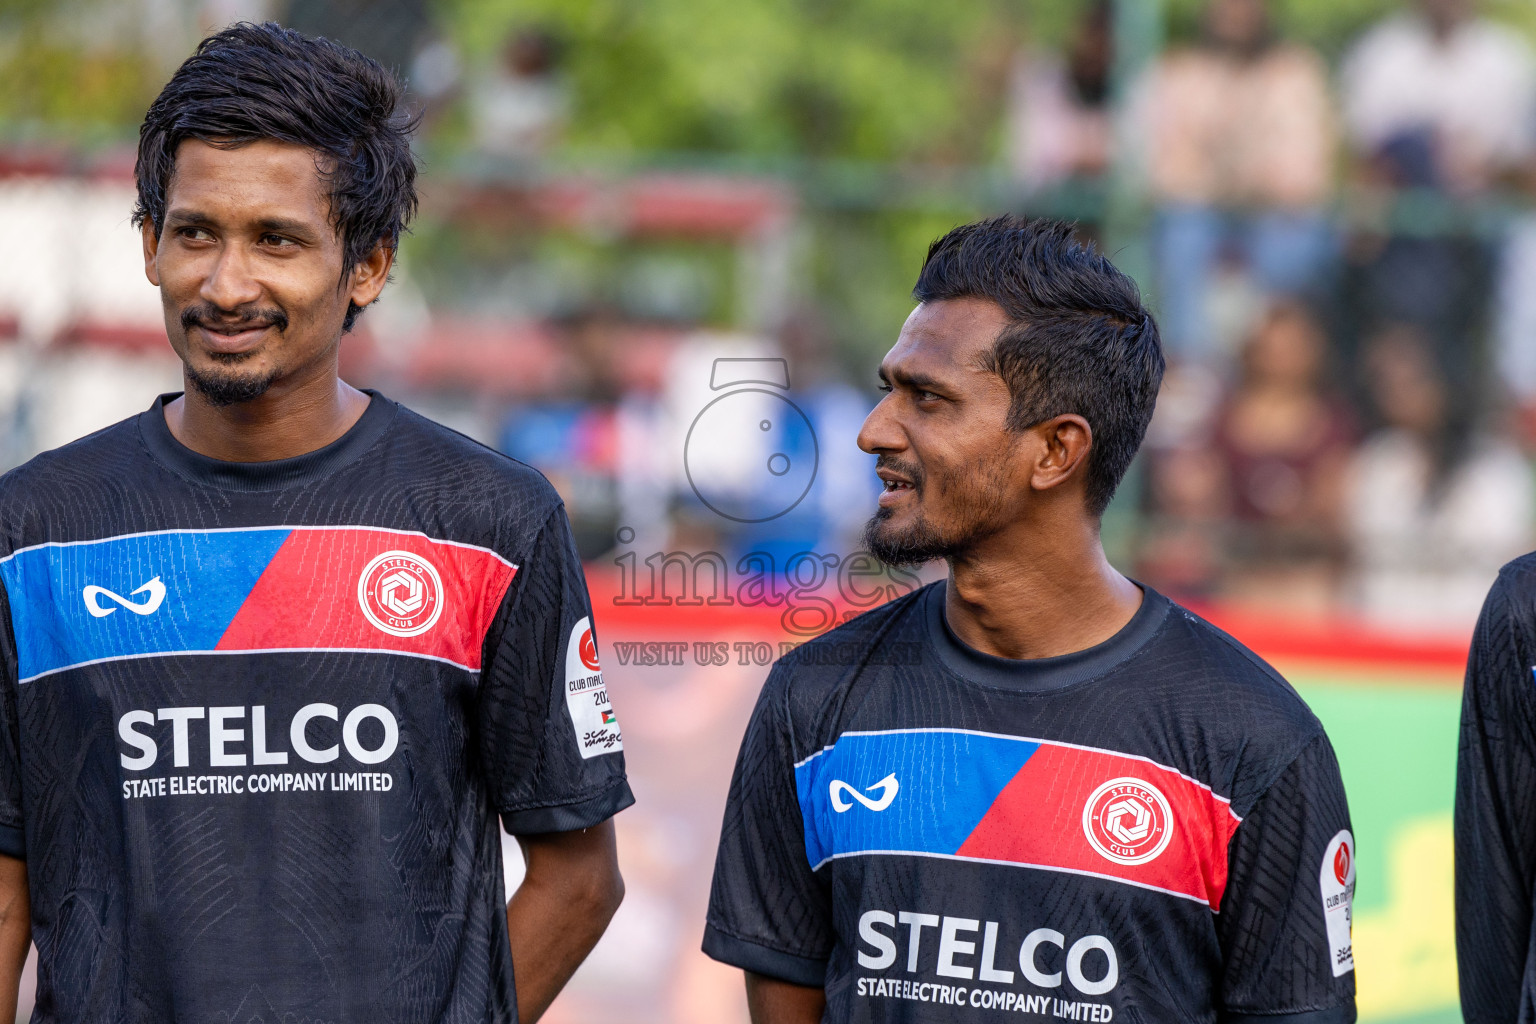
[795,730,1039,870]
[1,529,291,681]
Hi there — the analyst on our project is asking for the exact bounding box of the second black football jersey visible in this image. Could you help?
[0,393,633,1022]
[705,582,1356,1023]
[1456,554,1536,1023]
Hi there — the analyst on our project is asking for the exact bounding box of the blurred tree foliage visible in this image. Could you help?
[0,0,164,139]
[3,0,1531,158]
[446,0,1022,164]
[445,0,1536,165]
[435,0,1532,368]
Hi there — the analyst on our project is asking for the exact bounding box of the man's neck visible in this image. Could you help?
[943,513,1142,662]
[164,373,371,463]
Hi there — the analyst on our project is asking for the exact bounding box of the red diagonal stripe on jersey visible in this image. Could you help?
[954,743,1240,909]
[215,528,517,670]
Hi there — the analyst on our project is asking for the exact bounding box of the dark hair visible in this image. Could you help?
[133,22,419,330]
[914,215,1163,517]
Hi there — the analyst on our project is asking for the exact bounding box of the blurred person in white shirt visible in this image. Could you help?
[1342,0,1536,196]
[469,29,568,161]
[1138,0,1337,359]
[1336,2,1529,445]
[1345,325,1532,631]
[1005,1,1115,195]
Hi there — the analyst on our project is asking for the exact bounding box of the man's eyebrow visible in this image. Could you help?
[162,209,214,226]
[162,210,317,237]
[882,366,951,392]
[252,216,318,236]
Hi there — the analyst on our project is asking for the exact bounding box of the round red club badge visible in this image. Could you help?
[1082,777,1174,865]
[358,550,444,637]
[579,628,601,672]
[1333,838,1352,885]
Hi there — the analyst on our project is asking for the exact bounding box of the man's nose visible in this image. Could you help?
[857,393,905,455]
[198,244,263,312]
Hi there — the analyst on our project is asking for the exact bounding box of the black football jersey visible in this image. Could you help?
[705,582,1356,1023]
[1456,554,1536,1023]
[0,393,633,1022]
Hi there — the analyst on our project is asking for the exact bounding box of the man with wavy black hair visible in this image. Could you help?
[0,22,630,1022]
[132,20,419,399]
[705,216,1357,1023]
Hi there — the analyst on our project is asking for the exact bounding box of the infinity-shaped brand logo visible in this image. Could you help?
[82,577,167,618]
[830,773,899,813]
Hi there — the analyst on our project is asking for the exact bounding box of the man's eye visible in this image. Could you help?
[876,383,893,394]
[178,227,214,241]
[261,234,296,247]
[917,390,940,401]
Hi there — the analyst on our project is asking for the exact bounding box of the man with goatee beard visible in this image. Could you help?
[704,216,1358,1024]
[0,22,630,1023]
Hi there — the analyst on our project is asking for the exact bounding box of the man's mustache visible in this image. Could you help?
[180,303,289,334]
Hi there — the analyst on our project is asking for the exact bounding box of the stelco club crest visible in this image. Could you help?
[358,550,444,637]
[1082,777,1174,865]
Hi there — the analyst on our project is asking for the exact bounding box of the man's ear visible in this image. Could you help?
[347,239,395,309]
[1029,414,1093,493]
[142,219,161,287]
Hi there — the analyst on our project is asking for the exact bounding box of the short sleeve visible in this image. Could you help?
[479,504,633,835]
[0,580,23,858]
[1455,569,1536,1024]
[1218,732,1356,1023]
[702,666,831,987]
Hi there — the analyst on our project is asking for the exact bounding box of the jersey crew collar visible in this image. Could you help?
[139,390,396,491]
[927,581,1170,691]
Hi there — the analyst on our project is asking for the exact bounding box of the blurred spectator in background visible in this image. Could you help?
[1005,1,1114,195]
[469,28,569,161]
[1335,0,1531,417]
[1345,325,1532,629]
[1138,443,1228,601]
[1139,302,1352,612]
[285,0,431,82]
[1342,0,1535,197]
[1138,0,1336,361]
[408,37,463,121]
[1213,301,1353,612]
[1494,165,1536,418]
[200,0,274,33]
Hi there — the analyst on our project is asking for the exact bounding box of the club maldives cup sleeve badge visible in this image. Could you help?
[1321,829,1356,977]
[565,617,622,759]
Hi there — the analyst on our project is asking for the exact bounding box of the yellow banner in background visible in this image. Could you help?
[1294,676,1462,1024]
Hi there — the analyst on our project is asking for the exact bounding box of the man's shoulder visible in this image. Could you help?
[372,400,567,535]
[1474,551,1536,635]
[1156,597,1325,744]
[1493,550,1536,585]
[776,583,931,666]
[0,413,144,519]
[763,583,933,712]
[389,402,553,492]
[294,399,576,565]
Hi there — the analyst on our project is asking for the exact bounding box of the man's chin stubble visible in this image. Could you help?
[862,507,953,569]
[184,360,280,407]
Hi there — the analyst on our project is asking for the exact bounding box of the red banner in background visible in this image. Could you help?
[586,567,1472,675]
[1185,602,1470,678]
